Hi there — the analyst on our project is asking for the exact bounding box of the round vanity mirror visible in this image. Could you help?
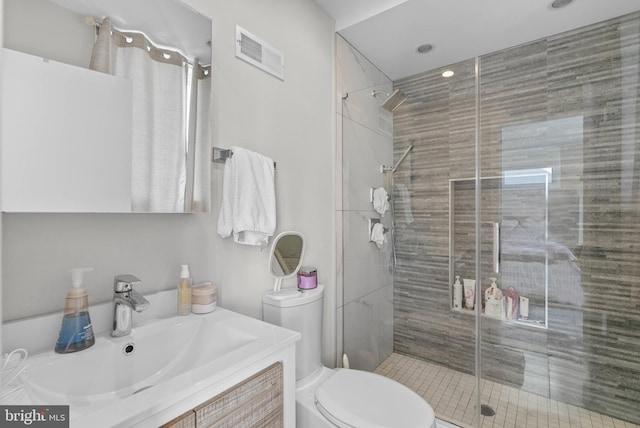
[268,231,305,290]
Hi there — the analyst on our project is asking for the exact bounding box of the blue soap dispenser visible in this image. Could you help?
[55,267,96,354]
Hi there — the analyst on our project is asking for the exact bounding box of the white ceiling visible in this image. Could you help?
[314,0,640,81]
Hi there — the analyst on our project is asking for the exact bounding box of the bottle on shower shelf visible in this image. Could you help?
[452,275,463,310]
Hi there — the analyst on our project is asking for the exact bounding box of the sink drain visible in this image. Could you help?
[481,404,496,417]
[122,343,136,356]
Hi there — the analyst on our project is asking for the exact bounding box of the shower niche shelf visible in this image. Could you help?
[448,174,550,329]
[450,308,547,330]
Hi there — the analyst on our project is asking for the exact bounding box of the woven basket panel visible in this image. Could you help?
[195,362,283,428]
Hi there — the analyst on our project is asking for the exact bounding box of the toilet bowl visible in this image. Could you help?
[263,285,435,428]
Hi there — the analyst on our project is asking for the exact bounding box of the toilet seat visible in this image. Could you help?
[315,369,435,428]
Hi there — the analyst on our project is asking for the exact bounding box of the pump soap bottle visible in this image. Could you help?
[178,264,192,315]
[55,267,95,353]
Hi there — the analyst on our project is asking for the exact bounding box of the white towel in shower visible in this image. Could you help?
[370,223,386,249]
[217,146,276,246]
[372,187,390,217]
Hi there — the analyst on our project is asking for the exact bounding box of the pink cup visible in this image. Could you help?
[297,266,317,290]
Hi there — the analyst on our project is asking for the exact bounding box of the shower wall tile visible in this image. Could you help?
[344,290,381,372]
[379,284,394,362]
[342,117,393,212]
[342,210,392,304]
[336,305,344,367]
[392,11,640,425]
[336,35,391,99]
[343,286,393,371]
[335,210,344,309]
[342,82,394,137]
[337,35,395,371]
[335,108,343,212]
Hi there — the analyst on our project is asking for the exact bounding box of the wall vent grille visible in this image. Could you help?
[235,26,285,81]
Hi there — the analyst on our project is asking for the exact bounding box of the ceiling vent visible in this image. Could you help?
[235,25,285,81]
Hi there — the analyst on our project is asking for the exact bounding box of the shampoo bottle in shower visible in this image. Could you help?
[452,275,463,310]
[463,279,476,310]
[55,268,95,353]
[178,264,192,315]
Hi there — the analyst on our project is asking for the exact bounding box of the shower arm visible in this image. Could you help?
[380,144,414,174]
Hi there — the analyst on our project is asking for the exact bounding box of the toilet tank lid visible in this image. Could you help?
[263,284,324,308]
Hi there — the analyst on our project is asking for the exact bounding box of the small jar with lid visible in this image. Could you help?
[191,283,217,314]
[297,266,317,290]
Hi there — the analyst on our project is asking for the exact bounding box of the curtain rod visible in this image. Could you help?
[89,17,211,76]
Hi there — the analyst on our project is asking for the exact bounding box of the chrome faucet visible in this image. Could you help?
[111,274,150,337]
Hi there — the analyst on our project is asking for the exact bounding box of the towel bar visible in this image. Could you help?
[212,147,276,169]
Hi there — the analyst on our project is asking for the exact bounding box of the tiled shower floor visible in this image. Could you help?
[374,353,639,428]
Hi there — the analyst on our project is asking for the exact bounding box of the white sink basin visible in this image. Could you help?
[5,299,300,427]
[26,314,257,404]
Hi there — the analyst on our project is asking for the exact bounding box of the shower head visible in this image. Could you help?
[372,89,409,112]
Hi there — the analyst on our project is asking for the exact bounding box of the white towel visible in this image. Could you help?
[372,187,390,217]
[217,146,276,246]
[370,223,386,249]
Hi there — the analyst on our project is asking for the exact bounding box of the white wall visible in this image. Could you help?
[1,0,336,365]
[191,0,337,365]
[0,0,5,349]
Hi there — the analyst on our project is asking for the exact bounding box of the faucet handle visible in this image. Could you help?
[114,274,141,292]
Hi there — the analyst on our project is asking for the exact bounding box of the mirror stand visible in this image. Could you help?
[268,231,305,291]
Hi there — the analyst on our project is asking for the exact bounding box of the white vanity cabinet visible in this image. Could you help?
[2,290,299,428]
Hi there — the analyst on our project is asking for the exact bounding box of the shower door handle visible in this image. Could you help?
[493,222,500,274]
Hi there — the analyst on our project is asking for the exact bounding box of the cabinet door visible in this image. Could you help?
[195,362,283,428]
[1,48,132,212]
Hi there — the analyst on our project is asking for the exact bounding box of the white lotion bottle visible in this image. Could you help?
[452,275,463,310]
[178,264,192,315]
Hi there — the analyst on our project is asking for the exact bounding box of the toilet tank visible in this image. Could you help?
[263,285,324,381]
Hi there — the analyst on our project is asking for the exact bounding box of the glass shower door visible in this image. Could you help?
[477,12,640,427]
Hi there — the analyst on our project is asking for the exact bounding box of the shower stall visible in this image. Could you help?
[339,10,640,428]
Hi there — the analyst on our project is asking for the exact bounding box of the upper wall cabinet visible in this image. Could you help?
[1,49,132,212]
[1,0,212,213]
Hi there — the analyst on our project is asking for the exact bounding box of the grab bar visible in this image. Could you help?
[493,222,500,274]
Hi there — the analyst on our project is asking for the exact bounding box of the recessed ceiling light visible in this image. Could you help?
[442,70,454,78]
[549,0,574,9]
[416,44,434,54]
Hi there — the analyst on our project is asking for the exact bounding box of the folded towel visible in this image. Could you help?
[217,146,276,246]
[372,187,390,217]
[370,223,386,249]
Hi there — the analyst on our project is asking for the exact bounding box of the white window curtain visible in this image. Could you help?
[89,18,210,212]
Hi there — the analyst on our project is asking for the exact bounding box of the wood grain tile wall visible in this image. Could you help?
[392,11,640,424]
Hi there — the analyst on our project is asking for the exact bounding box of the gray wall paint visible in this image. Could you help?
[2,0,337,365]
[392,12,640,424]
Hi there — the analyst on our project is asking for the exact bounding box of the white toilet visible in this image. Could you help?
[263,284,436,428]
